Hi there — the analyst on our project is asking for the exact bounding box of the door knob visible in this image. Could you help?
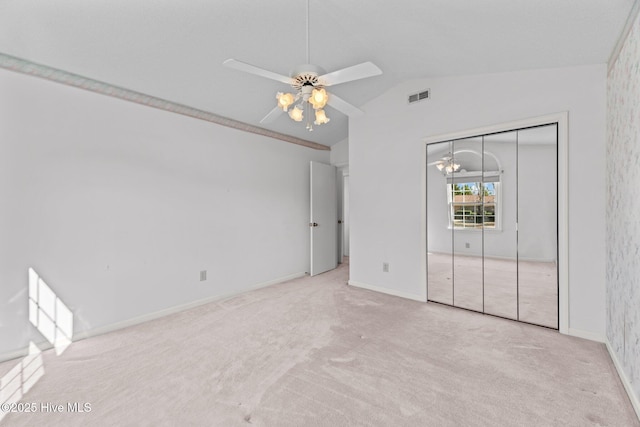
[309,222,318,227]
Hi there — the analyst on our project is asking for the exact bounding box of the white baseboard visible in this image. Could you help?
[567,328,605,343]
[605,339,640,421]
[0,339,57,366]
[347,280,426,302]
[73,271,305,341]
[0,272,306,364]
[0,348,37,364]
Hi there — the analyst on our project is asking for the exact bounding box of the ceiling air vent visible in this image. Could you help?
[408,89,430,104]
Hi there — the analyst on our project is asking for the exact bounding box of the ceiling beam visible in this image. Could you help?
[0,53,329,151]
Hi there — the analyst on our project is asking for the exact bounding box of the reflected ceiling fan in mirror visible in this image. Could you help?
[428,153,461,175]
[223,0,382,131]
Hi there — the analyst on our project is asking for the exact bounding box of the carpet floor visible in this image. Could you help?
[0,263,637,426]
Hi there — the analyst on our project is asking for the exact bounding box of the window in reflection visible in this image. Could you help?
[448,181,499,229]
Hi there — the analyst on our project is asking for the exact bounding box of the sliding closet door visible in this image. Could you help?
[517,125,558,328]
[426,141,453,305]
[483,133,518,320]
[426,124,559,329]
[451,138,483,312]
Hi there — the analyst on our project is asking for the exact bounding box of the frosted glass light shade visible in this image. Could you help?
[276,92,295,111]
[288,105,304,121]
[309,88,328,109]
[314,109,330,125]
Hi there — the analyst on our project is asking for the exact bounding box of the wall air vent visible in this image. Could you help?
[408,89,430,104]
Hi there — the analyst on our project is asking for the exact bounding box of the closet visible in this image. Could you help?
[426,123,558,329]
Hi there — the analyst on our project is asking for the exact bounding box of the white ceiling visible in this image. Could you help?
[0,0,635,147]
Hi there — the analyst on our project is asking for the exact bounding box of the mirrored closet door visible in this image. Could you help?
[426,123,558,329]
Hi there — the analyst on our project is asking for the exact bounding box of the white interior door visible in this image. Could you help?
[310,161,337,276]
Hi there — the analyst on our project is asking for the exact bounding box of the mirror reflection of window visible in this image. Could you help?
[448,181,499,229]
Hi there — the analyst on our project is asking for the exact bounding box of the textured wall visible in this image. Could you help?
[606,10,640,401]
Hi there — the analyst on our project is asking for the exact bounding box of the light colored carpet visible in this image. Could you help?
[428,252,558,328]
[0,263,637,426]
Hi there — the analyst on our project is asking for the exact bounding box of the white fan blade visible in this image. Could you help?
[260,105,285,124]
[428,154,453,166]
[223,59,292,85]
[327,93,364,117]
[319,62,382,86]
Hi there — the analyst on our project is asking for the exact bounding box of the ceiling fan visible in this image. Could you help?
[222,0,382,131]
[428,153,461,175]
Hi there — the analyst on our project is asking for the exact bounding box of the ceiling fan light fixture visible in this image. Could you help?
[314,109,330,125]
[276,92,295,111]
[435,154,461,175]
[444,162,460,174]
[288,105,304,121]
[222,0,382,132]
[309,87,328,109]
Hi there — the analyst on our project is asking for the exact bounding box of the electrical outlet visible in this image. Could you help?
[382,262,390,273]
[200,270,207,281]
[465,242,470,249]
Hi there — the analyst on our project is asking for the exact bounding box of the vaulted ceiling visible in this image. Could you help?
[0,0,635,146]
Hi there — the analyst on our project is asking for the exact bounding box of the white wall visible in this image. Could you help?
[350,64,606,335]
[330,138,349,167]
[0,68,328,359]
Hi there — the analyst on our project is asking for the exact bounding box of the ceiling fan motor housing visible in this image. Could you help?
[290,64,326,90]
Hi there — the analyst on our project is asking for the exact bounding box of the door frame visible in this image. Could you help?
[342,172,350,259]
[421,112,569,334]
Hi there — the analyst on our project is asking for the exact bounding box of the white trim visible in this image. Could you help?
[422,112,570,334]
[421,141,429,303]
[557,113,569,335]
[348,280,427,302]
[332,161,349,168]
[0,272,305,364]
[608,0,640,74]
[606,339,640,421]
[423,113,567,145]
[567,328,605,343]
[0,348,35,365]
